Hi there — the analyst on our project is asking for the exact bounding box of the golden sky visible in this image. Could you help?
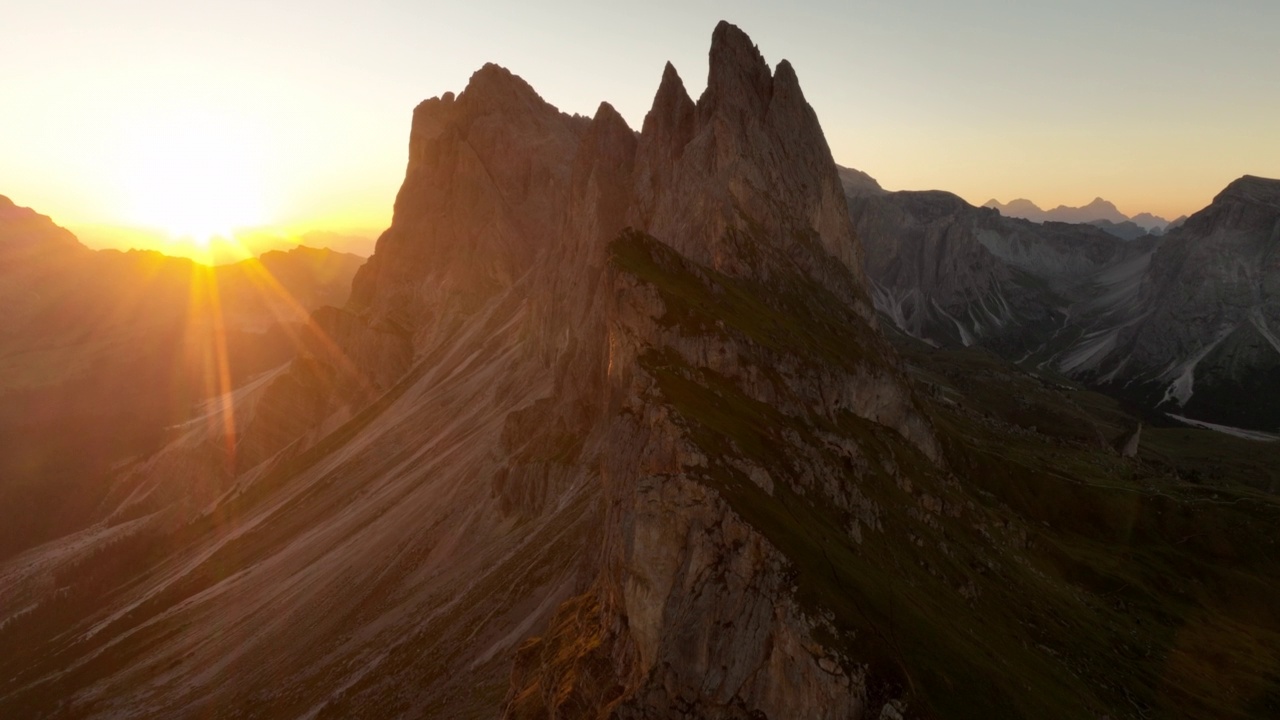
[3,1,1277,260]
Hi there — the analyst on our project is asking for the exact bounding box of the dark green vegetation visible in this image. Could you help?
[613,228,1280,719]
[609,225,889,383]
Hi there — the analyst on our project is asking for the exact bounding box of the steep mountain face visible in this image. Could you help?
[335,21,936,716]
[1091,176,1280,428]
[854,172,1280,431]
[0,202,364,557]
[984,195,1169,234]
[845,179,1143,355]
[0,22,941,719]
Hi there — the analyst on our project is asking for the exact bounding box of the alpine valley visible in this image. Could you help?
[2,22,1278,720]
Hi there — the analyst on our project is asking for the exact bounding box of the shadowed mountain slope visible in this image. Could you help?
[850,171,1280,433]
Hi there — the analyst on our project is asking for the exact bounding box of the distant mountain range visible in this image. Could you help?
[849,171,1280,431]
[982,196,1185,237]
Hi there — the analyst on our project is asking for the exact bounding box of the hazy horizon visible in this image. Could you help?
[4,1,1277,255]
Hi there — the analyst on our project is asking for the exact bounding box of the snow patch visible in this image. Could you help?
[932,300,974,346]
[1158,326,1237,407]
[870,282,913,333]
[1058,328,1121,374]
[1250,307,1280,356]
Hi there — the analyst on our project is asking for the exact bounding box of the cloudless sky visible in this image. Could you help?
[3,0,1277,254]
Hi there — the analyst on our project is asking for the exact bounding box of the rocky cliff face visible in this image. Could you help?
[1099,176,1280,427]
[845,181,1140,355]
[0,22,946,719]
[346,21,939,717]
[498,25,937,716]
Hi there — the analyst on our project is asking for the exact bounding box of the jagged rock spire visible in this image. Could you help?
[700,20,775,122]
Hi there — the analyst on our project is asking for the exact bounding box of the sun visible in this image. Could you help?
[119,111,268,248]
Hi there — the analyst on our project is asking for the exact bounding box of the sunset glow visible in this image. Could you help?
[4,1,1275,258]
[118,111,268,249]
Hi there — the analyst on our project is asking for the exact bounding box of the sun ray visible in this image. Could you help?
[171,232,376,479]
[233,253,375,395]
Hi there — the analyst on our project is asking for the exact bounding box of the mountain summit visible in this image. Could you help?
[0,195,87,261]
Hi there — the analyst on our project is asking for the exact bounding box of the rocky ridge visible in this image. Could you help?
[1,22,944,719]
[983,195,1170,233]
[844,179,1146,354]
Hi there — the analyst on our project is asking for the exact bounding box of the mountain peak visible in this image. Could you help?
[710,20,763,63]
[0,194,87,257]
[459,62,554,117]
[1176,174,1280,236]
[644,62,694,138]
[773,57,799,88]
[997,198,1045,215]
[837,165,885,196]
[658,61,683,96]
[591,100,626,127]
[1218,174,1280,205]
[1054,197,1117,213]
[702,21,774,118]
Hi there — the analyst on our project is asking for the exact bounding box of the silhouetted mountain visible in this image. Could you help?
[1086,218,1151,240]
[1129,212,1169,232]
[0,201,364,557]
[985,195,1170,233]
[297,230,376,257]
